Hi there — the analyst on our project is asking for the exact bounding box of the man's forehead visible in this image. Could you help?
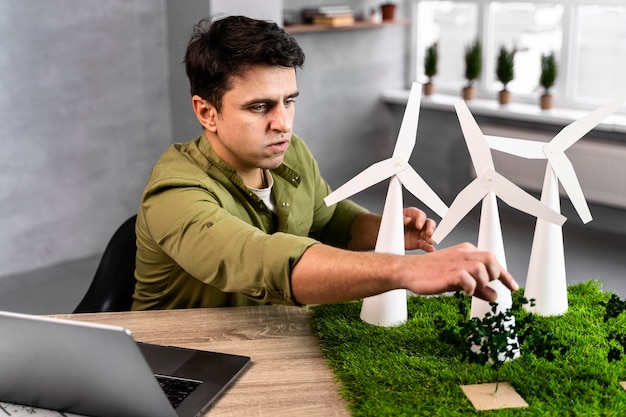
[227,65,298,98]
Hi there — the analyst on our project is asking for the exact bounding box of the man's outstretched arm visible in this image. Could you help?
[291,207,518,305]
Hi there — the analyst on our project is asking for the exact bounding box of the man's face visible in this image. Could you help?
[199,65,298,186]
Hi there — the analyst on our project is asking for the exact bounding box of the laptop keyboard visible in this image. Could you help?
[155,374,202,408]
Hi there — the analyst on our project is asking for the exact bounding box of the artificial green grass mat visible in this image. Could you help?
[309,281,626,416]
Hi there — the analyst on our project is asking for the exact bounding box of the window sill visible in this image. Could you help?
[381,90,626,136]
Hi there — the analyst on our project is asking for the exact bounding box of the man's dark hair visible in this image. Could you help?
[184,15,306,111]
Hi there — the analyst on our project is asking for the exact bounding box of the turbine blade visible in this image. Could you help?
[392,82,422,159]
[324,158,403,206]
[432,180,487,244]
[397,167,448,218]
[486,169,566,226]
[552,99,623,150]
[545,148,592,223]
[485,135,546,159]
[454,101,494,173]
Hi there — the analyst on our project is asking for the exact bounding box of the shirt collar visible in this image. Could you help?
[196,133,302,188]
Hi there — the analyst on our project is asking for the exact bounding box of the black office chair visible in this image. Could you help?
[74,214,138,313]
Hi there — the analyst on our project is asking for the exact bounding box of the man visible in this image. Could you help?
[132,15,517,310]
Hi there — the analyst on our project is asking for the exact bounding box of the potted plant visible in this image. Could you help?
[423,42,438,96]
[463,38,482,100]
[495,45,516,106]
[540,51,558,110]
[380,2,397,21]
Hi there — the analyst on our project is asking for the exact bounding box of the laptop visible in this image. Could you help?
[0,310,251,417]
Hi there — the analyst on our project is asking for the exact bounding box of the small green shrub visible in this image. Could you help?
[496,45,516,90]
[540,52,558,94]
[464,39,482,86]
[424,42,438,81]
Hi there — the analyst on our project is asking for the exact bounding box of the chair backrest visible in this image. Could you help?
[73,215,137,313]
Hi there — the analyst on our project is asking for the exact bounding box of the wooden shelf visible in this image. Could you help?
[285,19,411,34]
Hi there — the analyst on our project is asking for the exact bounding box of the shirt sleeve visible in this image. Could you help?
[141,180,319,305]
[290,136,368,248]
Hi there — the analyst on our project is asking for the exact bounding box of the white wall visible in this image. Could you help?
[0,1,172,277]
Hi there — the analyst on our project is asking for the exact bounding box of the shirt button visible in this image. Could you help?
[281,202,290,207]
[292,176,299,182]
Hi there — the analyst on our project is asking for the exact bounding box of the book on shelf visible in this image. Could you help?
[302,5,353,15]
[312,14,355,27]
[302,5,354,24]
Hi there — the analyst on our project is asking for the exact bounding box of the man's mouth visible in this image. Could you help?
[268,140,289,153]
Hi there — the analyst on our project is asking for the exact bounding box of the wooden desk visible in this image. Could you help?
[54,305,349,417]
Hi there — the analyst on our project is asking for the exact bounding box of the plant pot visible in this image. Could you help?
[423,82,435,96]
[498,90,512,106]
[540,93,554,110]
[380,4,397,21]
[462,85,476,101]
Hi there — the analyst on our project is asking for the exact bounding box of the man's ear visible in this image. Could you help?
[192,95,218,132]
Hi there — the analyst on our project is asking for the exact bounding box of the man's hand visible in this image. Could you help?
[399,242,519,302]
[403,207,436,253]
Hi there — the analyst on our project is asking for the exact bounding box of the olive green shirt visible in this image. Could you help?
[132,133,367,310]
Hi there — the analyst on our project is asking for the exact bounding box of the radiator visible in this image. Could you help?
[481,124,626,210]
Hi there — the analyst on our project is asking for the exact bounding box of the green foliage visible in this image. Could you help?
[464,38,482,85]
[424,42,438,80]
[310,281,626,416]
[437,294,569,393]
[601,293,626,362]
[495,45,516,89]
[601,293,626,322]
[540,52,558,93]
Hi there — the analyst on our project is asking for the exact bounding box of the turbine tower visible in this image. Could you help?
[325,82,448,326]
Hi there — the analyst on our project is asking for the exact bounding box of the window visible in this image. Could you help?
[573,4,626,104]
[412,0,626,112]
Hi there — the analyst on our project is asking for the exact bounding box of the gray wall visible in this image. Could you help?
[0,1,172,278]
[292,25,409,190]
[0,1,411,279]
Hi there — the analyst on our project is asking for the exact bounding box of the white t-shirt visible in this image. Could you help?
[248,169,276,213]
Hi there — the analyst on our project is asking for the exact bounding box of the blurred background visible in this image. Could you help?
[1,0,624,314]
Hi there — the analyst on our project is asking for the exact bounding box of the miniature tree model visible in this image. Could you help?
[423,42,438,96]
[325,82,448,327]
[485,99,622,315]
[438,293,568,400]
[495,45,516,105]
[465,301,521,393]
[540,52,558,109]
[463,39,482,100]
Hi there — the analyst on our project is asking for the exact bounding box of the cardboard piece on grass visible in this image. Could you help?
[620,381,626,390]
[461,382,528,411]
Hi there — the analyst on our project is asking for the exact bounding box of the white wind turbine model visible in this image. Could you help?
[324,82,448,327]
[485,99,623,316]
[431,101,566,322]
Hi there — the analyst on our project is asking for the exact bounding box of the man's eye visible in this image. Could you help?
[250,103,267,112]
[285,98,296,106]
